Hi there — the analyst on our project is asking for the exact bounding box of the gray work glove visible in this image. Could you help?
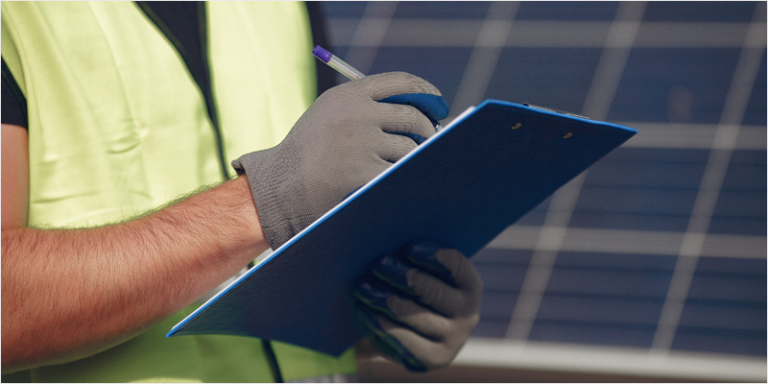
[354,240,483,372]
[233,72,448,249]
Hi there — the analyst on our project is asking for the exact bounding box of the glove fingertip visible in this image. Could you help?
[370,334,429,373]
[402,240,456,286]
[371,254,413,294]
[378,93,450,122]
[354,302,385,332]
[355,295,431,373]
[353,278,396,316]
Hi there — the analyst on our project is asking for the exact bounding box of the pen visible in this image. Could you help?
[312,45,444,131]
[312,46,364,81]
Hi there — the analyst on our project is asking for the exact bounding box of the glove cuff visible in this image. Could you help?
[232,149,311,249]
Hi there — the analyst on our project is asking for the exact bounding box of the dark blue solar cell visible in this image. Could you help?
[708,217,766,236]
[555,252,677,271]
[575,147,712,230]
[575,187,698,215]
[710,181,767,235]
[479,291,519,319]
[537,295,665,324]
[720,150,767,192]
[569,212,692,232]
[529,320,657,347]
[472,248,533,264]
[546,269,673,298]
[601,148,711,165]
[678,301,766,330]
[485,48,602,116]
[730,149,768,165]
[730,149,768,164]
[643,1,758,22]
[320,1,370,19]
[683,256,767,355]
[672,327,766,356]
[696,257,767,276]
[687,275,767,303]
[584,161,706,189]
[516,1,619,21]
[743,54,767,126]
[712,191,766,218]
[609,48,741,124]
[393,1,491,19]
[367,47,473,109]
[472,318,511,338]
[476,264,528,291]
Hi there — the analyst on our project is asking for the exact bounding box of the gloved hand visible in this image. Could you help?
[233,72,449,249]
[354,240,483,372]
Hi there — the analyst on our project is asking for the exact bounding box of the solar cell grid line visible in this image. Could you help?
[632,21,760,48]
[488,226,767,259]
[651,1,767,353]
[620,122,767,150]
[448,2,519,120]
[329,19,764,49]
[504,1,647,342]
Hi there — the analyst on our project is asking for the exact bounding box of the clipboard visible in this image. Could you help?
[167,100,637,356]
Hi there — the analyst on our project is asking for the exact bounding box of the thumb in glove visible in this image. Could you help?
[354,240,483,372]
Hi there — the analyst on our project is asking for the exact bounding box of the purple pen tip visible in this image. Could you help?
[312,45,332,63]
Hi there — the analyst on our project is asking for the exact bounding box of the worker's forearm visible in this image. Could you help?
[1,176,269,373]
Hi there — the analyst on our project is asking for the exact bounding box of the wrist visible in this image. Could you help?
[144,175,270,270]
[223,175,270,255]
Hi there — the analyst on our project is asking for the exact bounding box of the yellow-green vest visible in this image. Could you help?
[1,2,356,382]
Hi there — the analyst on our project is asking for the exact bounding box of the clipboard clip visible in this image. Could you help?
[522,103,590,120]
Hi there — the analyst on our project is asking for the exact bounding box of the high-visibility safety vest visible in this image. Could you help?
[1,2,357,382]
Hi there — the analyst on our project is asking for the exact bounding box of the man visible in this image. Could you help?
[1,2,482,382]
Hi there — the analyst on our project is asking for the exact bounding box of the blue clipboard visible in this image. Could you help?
[167,100,637,356]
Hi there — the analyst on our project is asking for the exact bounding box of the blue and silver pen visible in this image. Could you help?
[312,45,444,131]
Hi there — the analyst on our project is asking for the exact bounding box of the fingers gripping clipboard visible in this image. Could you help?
[167,100,637,356]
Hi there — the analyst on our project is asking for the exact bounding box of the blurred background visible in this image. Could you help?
[319,1,767,382]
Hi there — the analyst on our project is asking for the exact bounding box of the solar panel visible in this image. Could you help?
[321,0,766,375]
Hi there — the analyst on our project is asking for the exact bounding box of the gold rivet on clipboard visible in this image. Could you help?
[511,123,522,130]
[563,132,573,139]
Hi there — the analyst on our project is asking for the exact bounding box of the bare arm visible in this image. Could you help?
[1,124,29,230]
[1,124,270,373]
[1,72,450,374]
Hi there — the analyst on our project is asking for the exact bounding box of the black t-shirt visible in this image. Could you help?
[0,1,336,129]
[1,61,26,127]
